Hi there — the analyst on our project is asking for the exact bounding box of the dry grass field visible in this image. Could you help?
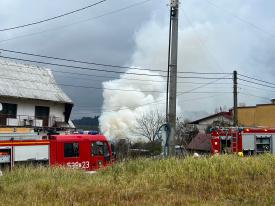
[0,154,274,206]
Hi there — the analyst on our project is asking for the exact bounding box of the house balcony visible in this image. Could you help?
[0,114,64,128]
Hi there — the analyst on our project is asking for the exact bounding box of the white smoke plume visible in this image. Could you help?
[100,1,275,140]
[99,68,166,140]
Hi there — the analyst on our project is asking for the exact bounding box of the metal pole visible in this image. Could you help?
[168,0,179,156]
[233,70,238,126]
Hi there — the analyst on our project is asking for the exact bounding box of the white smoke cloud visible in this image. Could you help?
[100,1,275,140]
[99,68,166,140]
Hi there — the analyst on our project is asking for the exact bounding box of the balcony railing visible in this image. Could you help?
[0,114,63,128]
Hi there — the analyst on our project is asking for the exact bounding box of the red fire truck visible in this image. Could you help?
[0,132,114,171]
[211,127,275,155]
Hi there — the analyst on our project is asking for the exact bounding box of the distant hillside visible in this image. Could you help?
[72,116,99,130]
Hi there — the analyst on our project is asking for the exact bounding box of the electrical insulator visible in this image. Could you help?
[170,0,178,7]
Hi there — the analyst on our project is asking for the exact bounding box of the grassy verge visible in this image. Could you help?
[0,154,274,206]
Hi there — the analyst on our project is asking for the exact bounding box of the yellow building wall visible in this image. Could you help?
[254,105,275,127]
[238,107,255,127]
[238,104,275,127]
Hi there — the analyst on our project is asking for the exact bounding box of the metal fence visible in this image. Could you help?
[0,114,63,128]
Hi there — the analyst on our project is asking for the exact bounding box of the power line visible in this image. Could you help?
[0,55,232,79]
[238,78,275,89]
[0,0,152,44]
[56,73,232,87]
[239,83,275,93]
[54,73,232,89]
[51,68,232,83]
[0,48,231,75]
[0,74,160,93]
[54,76,233,115]
[0,73,231,94]
[0,61,232,84]
[77,77,231,114]
[71,74,232,116]
[239,73,275,87]
[74,93,231,111]
[0,48,165,73]
[74,78,230,114]
[0,0,108,32]
[73,93,233,112]
[0,61,234,89]
[0,55,166,78]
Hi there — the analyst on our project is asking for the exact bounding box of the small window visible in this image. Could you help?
[91,141,107,156]
[64,142,79,157]
[0,103,17,118]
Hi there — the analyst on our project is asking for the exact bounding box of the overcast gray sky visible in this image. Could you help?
[1,0,275,120]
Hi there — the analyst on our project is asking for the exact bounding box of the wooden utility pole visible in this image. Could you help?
[233,70,238,126]
[167,0,179,156]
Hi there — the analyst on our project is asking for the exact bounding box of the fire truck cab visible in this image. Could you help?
[50,134,113,170]
[211,127,275,155]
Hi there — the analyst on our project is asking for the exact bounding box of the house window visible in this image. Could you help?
[64,143,79,157]
[35,106,50,127]
[0,103,17,118]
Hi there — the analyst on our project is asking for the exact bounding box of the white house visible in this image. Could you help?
[0,59,74,129]
[190,111,233,133]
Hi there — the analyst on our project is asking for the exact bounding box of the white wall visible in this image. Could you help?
[194,116,233,133]
[0,97,66,125]
[49,103,65,121]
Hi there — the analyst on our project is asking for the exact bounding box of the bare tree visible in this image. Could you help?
[134,110,165,142]
[134,111,198,146]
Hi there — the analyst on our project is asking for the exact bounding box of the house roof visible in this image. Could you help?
[0,59,72,104]
[187,133,211,151]
[190,111,233,124]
